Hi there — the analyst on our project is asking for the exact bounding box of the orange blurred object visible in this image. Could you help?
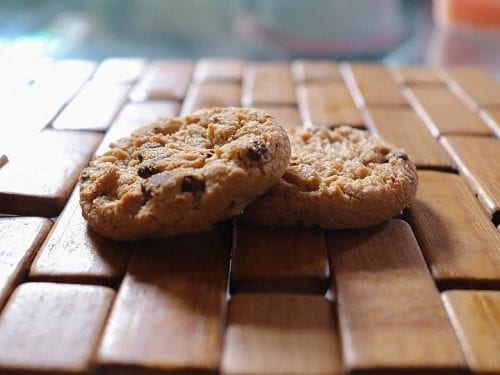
[434,0,500,29]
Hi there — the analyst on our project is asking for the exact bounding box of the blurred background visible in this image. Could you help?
[0,0,499,72]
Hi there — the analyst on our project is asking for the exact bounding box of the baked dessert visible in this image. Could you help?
[241,126,417,229]
[79,107,291,240]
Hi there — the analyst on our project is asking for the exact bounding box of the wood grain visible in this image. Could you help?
[29,189,133,285]
[342,62,407,108]
[326,219,466,373]
[256,105,303,128]
[96,100,180,154]
[364,107,453,170]
[92,58,146,83]
[129,60,194,101]
[242,62,297,106]
[0,129,102,217]
[442,291,500,375]
[480,107,500,138]
[292,60,342,82]
[181,81,241,114]
[222,294,342,375]
[193,58,244,82]
[0,282,114,374]
[391,66,443,85]
[444,66,500,109]
[405,86,491,137]
[0,217,52,309]
[407,171,500,289]
[440,135,500,221]
[97,224,231,373]
[297,81,364,128]
[231,224,330,294]
[52,81,131,131]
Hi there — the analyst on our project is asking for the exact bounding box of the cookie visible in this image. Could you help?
[79,107,291,240]
[241,126,417,229]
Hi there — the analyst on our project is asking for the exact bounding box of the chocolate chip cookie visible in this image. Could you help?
[79,107,291,240]
[241,126,417,229]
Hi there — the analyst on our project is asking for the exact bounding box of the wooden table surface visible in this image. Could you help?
[0,58,498,374]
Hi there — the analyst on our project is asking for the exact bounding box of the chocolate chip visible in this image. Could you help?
[137,154,143,162]
[247,141,269,163]
[80,172,90,182]
[384,151,409,162]
[137,165,160,178]
[181,176,206,195]
[141,171,174,199]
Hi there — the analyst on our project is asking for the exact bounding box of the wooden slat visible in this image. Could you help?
[193,58,243,82]
[1,60,96,140]
[222,294,341,375]
[231,224,329,294]
[256,105,303,129]
[364,107,453,170]
[113,100,180,129]
[0,217,52,309]
[441,135,500,221]
[29,190,133,285]
[242,62,297,106]
[0,130,102,217]
[326,219,466,373]
[407,171,500,289]
[96,100,180,154]
[298,81,364,128]
[52,81,130,131]
[181,82,241,114]
[129,60,194,101]
[97,224,231,373]
[442,291,500,374]
[444,66,500,109]
[391,66,443,85]
[0,282,114,374]
[291,60,342,82]
[480,107,500,138]
[0,58,52,102]
[405,86,491,137]
[92,58,146,83]
[342,62,407,108]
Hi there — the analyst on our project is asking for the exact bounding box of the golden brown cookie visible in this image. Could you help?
[79,107,291,240]
[241,126,417,229]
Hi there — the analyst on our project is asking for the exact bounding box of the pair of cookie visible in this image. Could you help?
[79,107,417,240]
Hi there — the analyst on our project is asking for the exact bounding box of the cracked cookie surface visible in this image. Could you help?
[241,126,417,229]
[79,107,291,240]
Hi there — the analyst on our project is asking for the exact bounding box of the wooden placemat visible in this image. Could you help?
[0,58,499,374]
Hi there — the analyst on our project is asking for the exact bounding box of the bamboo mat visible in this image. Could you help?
[0,58,498,374]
